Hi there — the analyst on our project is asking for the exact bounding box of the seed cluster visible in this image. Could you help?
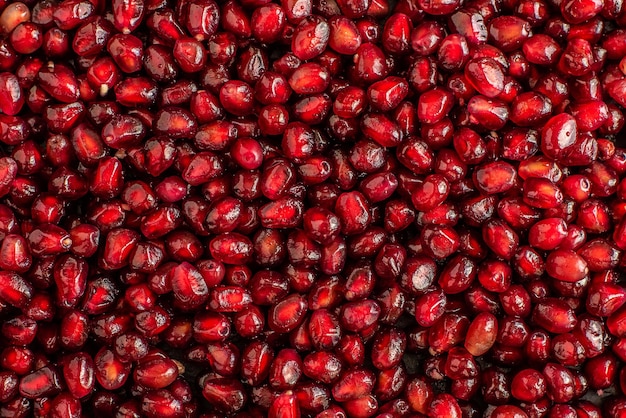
[1,0,626,417]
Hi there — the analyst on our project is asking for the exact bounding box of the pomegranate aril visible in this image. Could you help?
[168,261,207,307]
[181,151,224,186]
[111,0,145,34]
[51,0,94,30]
[133,357,179,390]
[287,230,322,267]
[114,76,158,107]
[0,370,18,403]
[62,352,94,399]
[335,191,371,235]
[37,63,80,104]
[0,72,24,115]
[0,2,31,35]
[140,389,184,418]
[129,243,165,273]
[2,316,36,346]
[201,377,246,414]
[533,298,578,335]
[331,368,375,402]
[0,115,30,146]
[19,365,62,398]
[107,33,143,73]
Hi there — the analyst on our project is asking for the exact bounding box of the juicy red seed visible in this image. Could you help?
[0,3,31,35]
[170,262,209,310]
[0,73,24,116]
[464,57,505,98]
[332,368,375,402]
[133,357,179,389]
[291,15,330,60]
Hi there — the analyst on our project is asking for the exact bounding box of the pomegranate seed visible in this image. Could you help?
[37,63,80,104]
[0,3,30,35]
[429,393,462,417]
[464,57,505,98]
[114,77,158,107]
[335,191,371,235]
[19,365,62,398]
[133,357,179,389]
[331,368,375,402]
[100,228,139,270]
[268,293,308,333]
[0,72,23,115]
[416,87,453,124]
[62,352,94,399]
[140,389,184,418]
[170,262,209,309]
[201,377,246,414]
[545,249,589,282]
[269,348,303,390]
[533,298,577,334]
[112,0,145,34]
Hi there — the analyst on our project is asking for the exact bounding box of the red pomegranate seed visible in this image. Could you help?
[331,368,375,402]
[545,249,589,282]
[0,371,18,403]
[267,293,307,333]
[133,357,179,389]
[169,262,209,309]
[140,389,184,418]
[0,3,30,35]
[0,72,23,116]
[62,352,94,399]
[19,365,62,398]
[268,348,303,390]
[335,191,371,235]
[533,298,578,334]
[417,87,454,124]
[464,57,505,98]
[107,33,143,73]
[201,377,246,414]
[111,0,145,34]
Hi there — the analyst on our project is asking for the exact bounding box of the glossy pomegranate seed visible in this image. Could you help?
[331,368,375,402]
[464,57,505,98]
[94,349,130,390]
[269,390,299,417]
[335,191,371,235]
[464,311,498,356]
[37,63,80,104]
[19,365,62,398]
[201,377,246,414]
[0,3,31,35]
[533,298,578,334]
[417,87,454,124]
[133,357,179,389]
[140,389,184,418]
[0,72,23,116]
[291,15,330,60]
[170,262,209,309]
[429,393,462,417]
[107,33,143,73]
[267,348,303,390]
[62,352,94,399]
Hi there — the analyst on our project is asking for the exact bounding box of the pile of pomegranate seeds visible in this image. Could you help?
[3,0,626,416]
